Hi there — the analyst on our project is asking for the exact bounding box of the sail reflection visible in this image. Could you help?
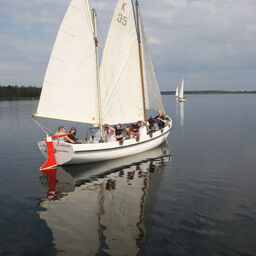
[38,145,171,256]
[176,100,185,137]
[176,99,179,116]
[179,101,184,128]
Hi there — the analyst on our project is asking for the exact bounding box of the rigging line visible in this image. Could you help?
[32,116,53,136]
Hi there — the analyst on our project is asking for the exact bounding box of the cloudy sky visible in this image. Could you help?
[0,0,256,91]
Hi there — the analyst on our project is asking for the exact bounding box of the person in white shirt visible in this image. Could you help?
[103,124,117,143]
[93,125,102,143]
[55,126,75,143]
[137,120,147,138]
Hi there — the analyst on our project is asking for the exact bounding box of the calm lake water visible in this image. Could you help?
[0,95,256,256]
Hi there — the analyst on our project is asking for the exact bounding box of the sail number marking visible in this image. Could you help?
[117,13,127,26]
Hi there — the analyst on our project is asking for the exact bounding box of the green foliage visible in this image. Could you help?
[0,85,41,100]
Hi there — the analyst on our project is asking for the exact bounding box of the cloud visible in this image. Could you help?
[137,0,256,89]
[0,0,256,90]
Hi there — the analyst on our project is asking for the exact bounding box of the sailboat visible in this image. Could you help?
[33,0,172,169]
[175,87,179,99]
[179,78,186,102]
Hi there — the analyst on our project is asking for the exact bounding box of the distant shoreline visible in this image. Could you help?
[1,85,256,100]
[0,86,41,100]
[161,90,256,95]
[0,97,39,101]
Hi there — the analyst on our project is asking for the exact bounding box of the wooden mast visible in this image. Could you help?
[135,0,147,122]
[92,9,102,126]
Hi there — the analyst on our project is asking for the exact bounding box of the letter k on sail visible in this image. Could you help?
[121,2,127,12]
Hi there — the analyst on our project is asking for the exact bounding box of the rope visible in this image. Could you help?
[32,116,53,136]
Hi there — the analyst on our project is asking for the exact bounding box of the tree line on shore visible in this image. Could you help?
[0,85,41,100]
[0,85,255,100]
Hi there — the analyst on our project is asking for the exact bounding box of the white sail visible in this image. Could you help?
[179,79,184,99]
[175,87,179,97]
[140,16,165,113]
[100,0,144,125]
[35,0,98,124]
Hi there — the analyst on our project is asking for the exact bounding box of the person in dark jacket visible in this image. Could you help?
[148,117,159,133]
[154,109,167,128]
[115,124,124,141]
[67,127,78,144]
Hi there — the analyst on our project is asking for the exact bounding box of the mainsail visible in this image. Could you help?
[140,16,165,113]
[100,0,144,125]
[179,79,184,99]
[34,0,99,124]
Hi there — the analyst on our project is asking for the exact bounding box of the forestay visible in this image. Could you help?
[100,0,144,125]
[140,16,165,114]
[35,0,99,124]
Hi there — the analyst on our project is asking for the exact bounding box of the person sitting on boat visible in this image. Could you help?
[137,120,147,139]
[131,123,139,136]
[103,124,116,143]
[155,109,167,129]
[67,127,79,144]
[93,125,102,143]
[115,123,124,141]
[124,125,135,139]
[121,126,128,139]
[55,126,71,142]
[148,117,159,133]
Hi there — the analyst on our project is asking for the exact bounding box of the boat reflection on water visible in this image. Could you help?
[39,144,171,256]
[180,101,184,128]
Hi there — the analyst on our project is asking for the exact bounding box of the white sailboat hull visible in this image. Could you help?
[38,122,172,166]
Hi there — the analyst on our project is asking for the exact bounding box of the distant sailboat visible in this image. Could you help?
[179,79,186,102]
[33,0,172,169]
[175,87,179,98]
